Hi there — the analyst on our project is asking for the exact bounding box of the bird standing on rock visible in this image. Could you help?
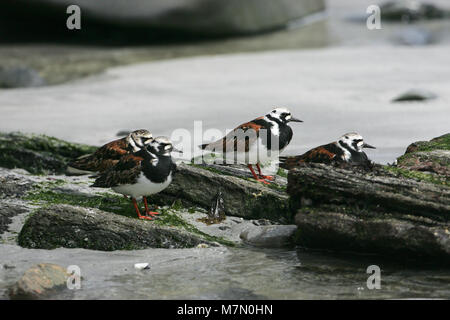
[200,107,303,184]
[67,129,153,175]
[279,132,375,169]
[92,136,181,220]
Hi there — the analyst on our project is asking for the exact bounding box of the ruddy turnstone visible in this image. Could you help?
[67,129,153,175]
[200,107,302,184]
[92,136,180,220]
[279,132,375,169]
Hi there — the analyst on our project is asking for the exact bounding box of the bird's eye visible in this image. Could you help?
[345,136,349,139]
[272,110,276,113]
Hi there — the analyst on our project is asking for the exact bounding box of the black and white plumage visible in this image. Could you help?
[200,107,302,184]
[279,132,375,170]
[67,129,153,175]
[92,136,180,220]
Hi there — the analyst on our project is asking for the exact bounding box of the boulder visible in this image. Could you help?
[8,263,69,299]
[18,204,213,250]
[0,66,46,89]
[0,132,97,174]
[0,0,325,38]
[240,225,297,248]
[287,163,450,262]
[397,133,450,177]
[154,163,291,223]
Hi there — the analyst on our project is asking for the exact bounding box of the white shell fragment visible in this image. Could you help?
[134,263,150,270]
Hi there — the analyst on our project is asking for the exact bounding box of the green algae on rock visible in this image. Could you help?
[0,132,97,174]
[287,162,450,262]
[18,204,215,251]
[397,133,450,178]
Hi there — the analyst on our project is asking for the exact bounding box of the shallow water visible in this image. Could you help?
[1,245,448,300]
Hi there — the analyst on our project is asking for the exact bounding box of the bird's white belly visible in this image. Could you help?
[112,173,172,198]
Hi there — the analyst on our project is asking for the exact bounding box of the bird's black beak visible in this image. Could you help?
[289,117,303,123]
[363,143,376,149]
[171,146,183,154]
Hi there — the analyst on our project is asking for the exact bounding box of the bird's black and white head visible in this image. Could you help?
[147,136,182,157]
[338,132,376,153]
[127,129,153,153]
[266,107,303,125]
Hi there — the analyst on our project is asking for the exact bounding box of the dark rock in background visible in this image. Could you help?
[0,0,325,43]
[18,204,213,250]
[380,0,449,22]
[0,67,46,88]
[8,263,69,299]
[391,88,437,102]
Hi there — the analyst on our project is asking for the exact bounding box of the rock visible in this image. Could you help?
[392,89,437,102]
[394,27,434,46]
[380,1,449,22]
[0,132,97,174]
[0,0,325,39]
[8,263,69,299]
[154,163,290,223]
[397,133,450,177]
[0,66,46,89]
[18,204,213,250]
[240,225,297,248]
[0,204,28,235]
[0,171,34,199]
[287,163,450,262]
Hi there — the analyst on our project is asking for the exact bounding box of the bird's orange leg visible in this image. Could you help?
[247,165,270,184]
[256,163,274,181]
[143,196,160,216]
[132,197,152,220]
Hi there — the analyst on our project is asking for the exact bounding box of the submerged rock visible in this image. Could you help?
[0,132,97,174]
[8,263,69,299]
[287,162,450,262]
[18,204,212,251]
[392,89,437,102]
[380,1,449,22]
[0,66,46,89]
[240,225,297,248]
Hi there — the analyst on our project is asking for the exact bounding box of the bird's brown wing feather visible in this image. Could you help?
[69,138,129,172]
[202,117,264,153]
[92,154,143,188]
[279,143,338,169]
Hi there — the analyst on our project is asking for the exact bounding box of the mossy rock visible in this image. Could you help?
[0,132,97,174]
[397,133,450,178]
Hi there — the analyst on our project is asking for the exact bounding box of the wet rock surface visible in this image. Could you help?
[240,225,297,248]
[288,162,450,262]
[18,204,213,251]
[8,263,69,299]
[0,204,28,235]
[0,132,96,175]
[155,163,290,223]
